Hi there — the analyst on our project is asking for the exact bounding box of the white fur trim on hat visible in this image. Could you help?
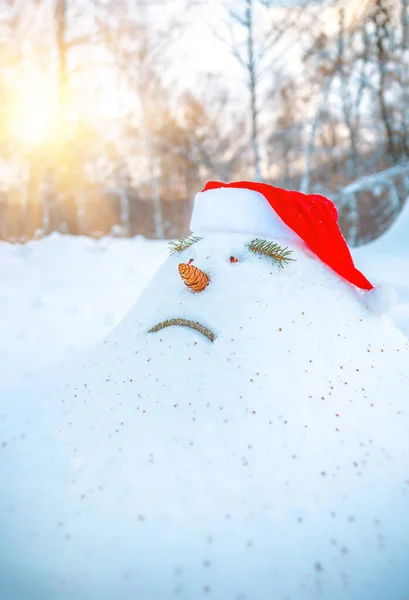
[190,187,300,242]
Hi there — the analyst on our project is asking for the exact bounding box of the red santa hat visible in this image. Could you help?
[190,180,394,313]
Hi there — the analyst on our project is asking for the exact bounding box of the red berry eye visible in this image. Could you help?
[230,256,239,263]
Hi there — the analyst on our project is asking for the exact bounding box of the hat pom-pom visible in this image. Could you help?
[365,283,397,314]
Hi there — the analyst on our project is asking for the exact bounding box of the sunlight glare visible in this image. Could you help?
[10,73,58,147]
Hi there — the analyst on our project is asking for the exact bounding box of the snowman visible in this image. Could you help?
[1,181,408,600]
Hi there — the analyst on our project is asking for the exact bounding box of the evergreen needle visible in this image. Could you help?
[168,235,202,255]
[247,238,295,268]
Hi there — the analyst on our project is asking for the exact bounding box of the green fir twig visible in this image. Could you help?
[168,235,202,255]
[247,238,295,268]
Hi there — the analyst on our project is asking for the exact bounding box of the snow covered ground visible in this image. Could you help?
[1,226,409,600]
[0,234,168,386]
[0,205,408,389]
[1,198,408,600]
[353,199,409,339]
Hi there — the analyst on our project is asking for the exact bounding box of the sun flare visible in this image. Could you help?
[9,73,58,147]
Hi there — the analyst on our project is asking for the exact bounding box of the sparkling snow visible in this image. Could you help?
[0,228,408,600]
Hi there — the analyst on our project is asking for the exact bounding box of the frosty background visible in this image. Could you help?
[0,0,408,244]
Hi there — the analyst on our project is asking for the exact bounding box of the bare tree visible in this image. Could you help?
[299,75,334,194]
[267,80,303,186]
[226,0,263,180]
[371,0,397,160]
[400,0,409,155]
[178,88,248,182]
[337,7,359,178]
[54,0,67,130]
[224,0,314,181]
[243,0,261,180]
[95,0,188,238]
[299,27,340,193]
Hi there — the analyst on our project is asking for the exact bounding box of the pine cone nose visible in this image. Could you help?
[178,263,210,293]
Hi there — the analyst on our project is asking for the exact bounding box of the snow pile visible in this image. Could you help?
[0,213,407,394]
[0,233,167,385]
[353,199,409,337]
[1,233,408,600]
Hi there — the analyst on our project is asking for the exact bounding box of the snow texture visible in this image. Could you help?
[353,198,409,336]
[1,232,409,600]
[0,233,167,387]
[364,283,397,314]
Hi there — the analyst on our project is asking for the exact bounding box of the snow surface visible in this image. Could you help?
[353,199,409,337]
[1,232,409,600]
[0,215,407,393]
[0,233,167,386]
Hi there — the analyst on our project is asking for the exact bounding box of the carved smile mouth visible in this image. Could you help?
[148,318,215,343]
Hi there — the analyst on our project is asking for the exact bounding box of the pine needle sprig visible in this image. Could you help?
[247,238,295,268]
[168,235,202,255]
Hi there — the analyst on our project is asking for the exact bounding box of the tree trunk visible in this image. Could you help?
[150,157,164,239]
[402,0,409,47]
[401,0,409,155]
[118,165,130,236]
[246,0,262,181]
[372,0,397,160]
[338,8,358,178]
[54,0,68,131]
[300,77,333,194]
[344,192,359,246]
[50,0,69,236]
[139,96,164,238]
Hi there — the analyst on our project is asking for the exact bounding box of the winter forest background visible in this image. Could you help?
[0,0,409,245]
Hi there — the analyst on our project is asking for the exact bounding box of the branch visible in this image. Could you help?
[148,319,216,343]
[247,238,295,267]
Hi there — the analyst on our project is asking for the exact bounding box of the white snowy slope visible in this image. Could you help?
[0,207,407,391]
[1,233,409,600]
[353,199,409,337]
[0,233,167,384]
